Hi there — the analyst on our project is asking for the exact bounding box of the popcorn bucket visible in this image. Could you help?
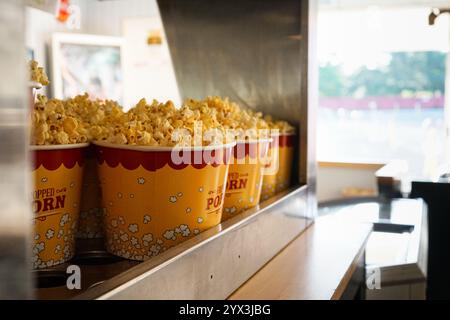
[77,145,104,239]
[261,133,295,201]
[31,143,88,269]
[29,81,42,112]
[275,133,295,193]
[222,139,271,221]
[94,142,235,261]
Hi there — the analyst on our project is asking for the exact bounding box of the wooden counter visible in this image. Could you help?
[229,214,372,300]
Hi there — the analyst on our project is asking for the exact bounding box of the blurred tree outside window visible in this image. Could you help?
[320,52,445,97]
[317,4,449,178]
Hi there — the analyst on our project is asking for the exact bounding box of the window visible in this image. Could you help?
[317,2,449,177]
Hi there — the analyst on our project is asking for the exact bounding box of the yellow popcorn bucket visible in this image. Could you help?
[94,142,234,261]
[31,143,88,269]
[222,139,271,221]
[77,146,104,239]
[261,133,295,201]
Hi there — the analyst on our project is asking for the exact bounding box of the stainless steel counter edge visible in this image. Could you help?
[74,185,314,300]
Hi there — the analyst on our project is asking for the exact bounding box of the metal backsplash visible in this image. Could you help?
[0,0,32,299]
[158,0,302,120]
[158,0,312,187]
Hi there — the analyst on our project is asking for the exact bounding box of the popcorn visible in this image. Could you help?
[185,96,295,139]
[29,60,49,86]
[30,93,124,145]
[120,233,129,242]
[29,59,294,147]
[142,233,153,243]
[31,95,89,145]
[45,229,55,239]
[128,224,139,233]
[143,215,151,224]
[101,98,226,147]
[263,115,295,134]
[186,97,266,133]
[30,85,292,146]
[163,230,176,241]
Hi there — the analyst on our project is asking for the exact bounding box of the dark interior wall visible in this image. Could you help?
[410,181,450,300]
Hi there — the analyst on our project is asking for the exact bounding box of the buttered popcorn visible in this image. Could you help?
[101,96,295,147]
[102,98,226,147]
[185,97,266,132]
[31,90,293,146]
[263,115,295,134]
[64,93,125,142]
[31,95,88,145]
[30,93,124,145]
[185,96,295,138]
[29,60,49,86]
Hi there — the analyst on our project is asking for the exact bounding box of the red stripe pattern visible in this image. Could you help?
[32,148,85,171]
[95,145,234,171]
[276,134,295,148]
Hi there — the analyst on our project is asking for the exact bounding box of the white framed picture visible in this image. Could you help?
[51,33,125,104]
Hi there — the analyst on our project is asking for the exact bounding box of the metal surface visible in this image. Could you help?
[71,186,310,299]
[158,0,302,119]
[304,0,318,218]
[0,0,32,299]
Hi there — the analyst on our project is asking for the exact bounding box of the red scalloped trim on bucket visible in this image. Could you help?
[32,148,85,171]
[95,145,233,171]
